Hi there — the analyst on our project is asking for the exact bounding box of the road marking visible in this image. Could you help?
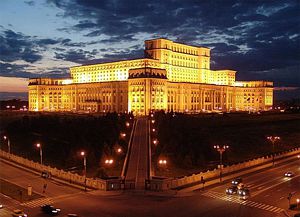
[202,191,284,214]
[21,197,53,208]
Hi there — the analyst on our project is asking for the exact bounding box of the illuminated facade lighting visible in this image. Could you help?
[28,38,273,115]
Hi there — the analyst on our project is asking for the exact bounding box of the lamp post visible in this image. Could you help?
[80,151,87,191]
[297,198,300,209]
[36,143,43,165]
[214,145,229,182]
[267,136,280,166]
[3,136,10,154]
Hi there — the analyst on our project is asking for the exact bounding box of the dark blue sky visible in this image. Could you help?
[0,0,299,92]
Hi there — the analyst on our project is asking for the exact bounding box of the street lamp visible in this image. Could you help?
[3,136,11,154]
[152,128,156,132]
[126,122,130,127]
[267,136,280,166]
[117,148,122,154]
[80,151,87,191]
[158,159,167,166]
[36,143,43,165]
[297,198,300,209]
[153,139,158,145]
[214,145,229,182]
[105,159,114,165]
[120,133,126,138]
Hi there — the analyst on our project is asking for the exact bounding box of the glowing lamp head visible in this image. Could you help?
[159,159,167,165]
[121,133,126,137]
[126,122,130,127]
[152,128,156,132]
[153,139,158,145]
[36,143,41,148]
[151,120,155,124]
[117,148,122,153]
[3,136,7,140]
[105,159,113,164]
[80,151,85,156]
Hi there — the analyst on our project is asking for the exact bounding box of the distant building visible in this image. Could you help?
[28,38,273,115]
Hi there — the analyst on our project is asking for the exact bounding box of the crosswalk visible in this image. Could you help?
[202,191,284,214]
[21,197,53,208]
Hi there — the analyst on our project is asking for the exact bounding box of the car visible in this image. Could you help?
[231,178,243,186]
[226,186,238,195]
[41,204,61,215]
[12,209,28,217]
[238,187,250,200]
[41,171,51,179]
[284,172,294,177]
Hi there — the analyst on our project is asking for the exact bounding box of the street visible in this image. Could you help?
[1,156,299,216]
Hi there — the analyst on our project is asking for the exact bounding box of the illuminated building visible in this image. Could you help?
[29,38,273,115]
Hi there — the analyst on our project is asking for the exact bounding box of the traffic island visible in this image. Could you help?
[0,178,43,202]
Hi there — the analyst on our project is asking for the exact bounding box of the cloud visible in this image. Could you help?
[0,29,43,63]
[24,1,35,6]
[54,49,99,64]
[1,0,299,89]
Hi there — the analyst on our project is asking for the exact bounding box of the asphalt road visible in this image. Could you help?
[0,155,299,217]
[125,118,149,189]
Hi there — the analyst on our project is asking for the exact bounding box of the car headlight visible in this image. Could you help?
[52,210,57,213]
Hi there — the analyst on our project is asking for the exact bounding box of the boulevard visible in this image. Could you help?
[0,156,299,217]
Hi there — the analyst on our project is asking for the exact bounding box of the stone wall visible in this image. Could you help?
[155,147,300,191]
[0,150,110,190]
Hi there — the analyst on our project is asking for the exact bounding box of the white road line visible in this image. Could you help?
[202,191,283,213]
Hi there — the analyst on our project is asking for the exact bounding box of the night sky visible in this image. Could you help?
[0,0,299,95]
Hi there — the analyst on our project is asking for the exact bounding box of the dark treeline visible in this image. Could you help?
[153,111,300,176]
[0,112,134,177]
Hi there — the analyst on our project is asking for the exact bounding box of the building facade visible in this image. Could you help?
[28,38,273,115]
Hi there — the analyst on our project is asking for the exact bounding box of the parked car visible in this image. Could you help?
[231,178,243,186]
[41,204,61,215]
[12,209,27,217]
[284,171,294,177]
[226,186,238,195]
